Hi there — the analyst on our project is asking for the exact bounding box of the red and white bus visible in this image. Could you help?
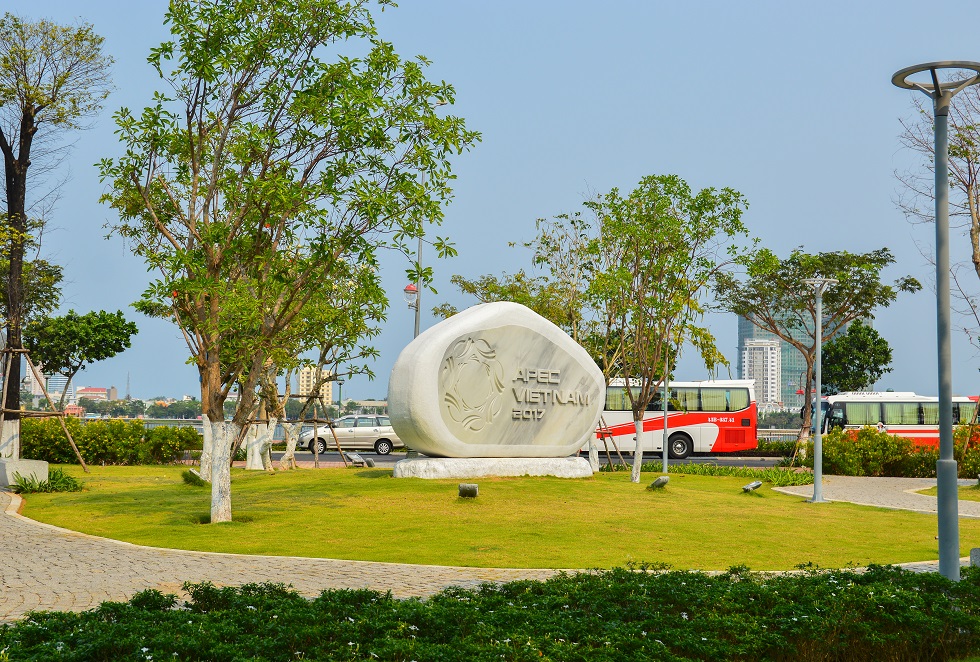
[820,391,979,446]
[586,379,758,459]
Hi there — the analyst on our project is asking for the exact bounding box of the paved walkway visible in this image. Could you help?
[774,475,980,517]
[2,476,978,623]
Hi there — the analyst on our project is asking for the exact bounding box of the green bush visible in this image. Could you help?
[19,419,200,466]
[799,425,980,478]
[3,567,979,661]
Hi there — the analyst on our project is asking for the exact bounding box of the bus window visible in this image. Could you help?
[647,392,665,411]
[844,402,880,426]
[728,388,750,411]
[957,402,978,425]
[883,402,919,426]
[700,388,727,412]
[604,386,631,411]
[670,387,699,412]
[921,403,939,425]
[828,403,845,430]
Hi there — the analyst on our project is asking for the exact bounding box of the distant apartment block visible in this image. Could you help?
[297,366,333,403]
[741,339,782,411]
[737,316,810,410]
[23,366,45,397]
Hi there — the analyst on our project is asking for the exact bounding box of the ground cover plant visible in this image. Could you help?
[16,465,980,570]
[9,468,82,494]
[2,565,979,661]
[600,461,813,487]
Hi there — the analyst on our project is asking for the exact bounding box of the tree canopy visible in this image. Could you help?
[98,0,478,522]
[0,12,112,420]
[24,310,138,409]
[820,320,893,395]
[714,248,920,437]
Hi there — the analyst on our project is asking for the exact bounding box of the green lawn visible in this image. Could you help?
[918,483,980,501]
[17,465,980,570]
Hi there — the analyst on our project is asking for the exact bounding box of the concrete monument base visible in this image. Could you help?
[392,456,593,479]
[0,459,49,488]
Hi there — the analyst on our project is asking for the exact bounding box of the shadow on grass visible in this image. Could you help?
[351,469,394,479]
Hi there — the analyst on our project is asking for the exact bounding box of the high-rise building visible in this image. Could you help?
[737,316,811,410]
[741,339,782,411]
[297,366,333,403]
[737,315,859,410]
[46,374,75,404]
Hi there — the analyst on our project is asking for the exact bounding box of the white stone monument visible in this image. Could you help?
[388,302,604,478]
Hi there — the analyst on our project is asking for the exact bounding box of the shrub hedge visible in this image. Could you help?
[18,418,200,466]
[798,425,980,478]
[2,565,978,661]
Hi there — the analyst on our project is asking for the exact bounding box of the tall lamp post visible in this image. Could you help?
[403,283,420,338]
[337,379,344,415]
[892,61,980,580]
[803,277,836,504]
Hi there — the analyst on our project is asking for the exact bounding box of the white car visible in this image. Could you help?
[299,415,403,455]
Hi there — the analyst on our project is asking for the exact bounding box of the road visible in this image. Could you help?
[271,450,782,469]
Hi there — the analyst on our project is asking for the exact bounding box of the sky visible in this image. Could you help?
[5,0,980,402]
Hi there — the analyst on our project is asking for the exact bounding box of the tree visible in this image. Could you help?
[897,81,980,352]
[24,310,138,410]
[0,13,112,432]
[820,320,893,395]
[586,175,751,482]
[99,0,478,522]
[714,248,920,440]
[0,258,62,324]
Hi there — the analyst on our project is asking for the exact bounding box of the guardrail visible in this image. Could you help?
[757,428,803,442]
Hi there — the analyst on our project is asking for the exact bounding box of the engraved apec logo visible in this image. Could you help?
[442,338,505,431]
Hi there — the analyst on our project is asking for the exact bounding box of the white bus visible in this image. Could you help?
[820,391,978,446]
[587,379,758,459]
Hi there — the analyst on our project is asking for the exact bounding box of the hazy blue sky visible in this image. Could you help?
[6,0,980,401]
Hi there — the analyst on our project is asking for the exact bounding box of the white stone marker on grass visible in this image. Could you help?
[388,302,605,477]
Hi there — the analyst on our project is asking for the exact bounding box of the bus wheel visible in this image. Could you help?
[668,433,692,460]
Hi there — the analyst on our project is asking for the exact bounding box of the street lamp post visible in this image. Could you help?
[893,61,980,580]
[802,277,837,504]
[337,380,344,415]
[403,283,420,338]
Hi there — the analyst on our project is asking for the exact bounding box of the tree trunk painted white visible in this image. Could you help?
[244,424,261,470]
[587,438,599,473]
[199,414,213,481]
[630,419,643,483]
[278,420,300,470]
[0,418,20,460]
[260,418,275,470]
[245,418,276,471]
[209,418,239,523]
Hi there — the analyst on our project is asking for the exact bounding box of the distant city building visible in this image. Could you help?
[46,374,75,404]
[24,366,45,397]
[77,387,108,401]
[108,386,118,401]
[737,316,811,410]
[741,339,782,411]
[297,366,333,403]
[737,315,857,410]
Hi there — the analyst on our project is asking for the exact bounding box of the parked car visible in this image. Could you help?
[299,415,403,455]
